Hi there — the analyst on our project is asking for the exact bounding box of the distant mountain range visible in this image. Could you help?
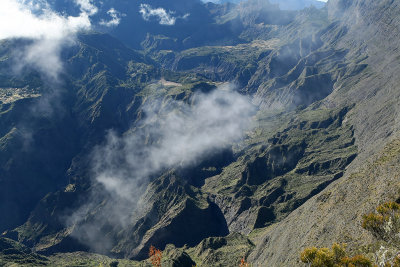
[269,0,325,10]
[203,0,326,10]
[42,0,325,49]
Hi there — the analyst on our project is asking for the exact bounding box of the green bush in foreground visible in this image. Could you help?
[362,202,400,244]
[300,243,373,267]
[301,201,400,267]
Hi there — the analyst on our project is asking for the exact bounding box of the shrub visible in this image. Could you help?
[149,245,162,267]
[301,201,400,267]
[362,202,400,243]
[340,255,374,267]
[239,257,250,267]
[300,243,373,267]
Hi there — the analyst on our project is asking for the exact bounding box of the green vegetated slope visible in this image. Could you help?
[246,0,400,265]
[0,0,400,266]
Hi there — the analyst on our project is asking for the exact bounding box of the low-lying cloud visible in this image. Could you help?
[139,4,189,26]
[68,84,255,252]
[95,85,255,199]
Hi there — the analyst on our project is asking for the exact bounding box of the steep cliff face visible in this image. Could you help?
[0,33,155,234]
[247,0,400,265]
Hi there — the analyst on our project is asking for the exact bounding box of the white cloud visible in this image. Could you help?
[68,84,256,250]
[0,0,97,80]
[95,86,255,199]
[0,0,91,40]
[100,8,124,27]
[74,0,98,16]
[139,4,176,25]
[139,4,189,26]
